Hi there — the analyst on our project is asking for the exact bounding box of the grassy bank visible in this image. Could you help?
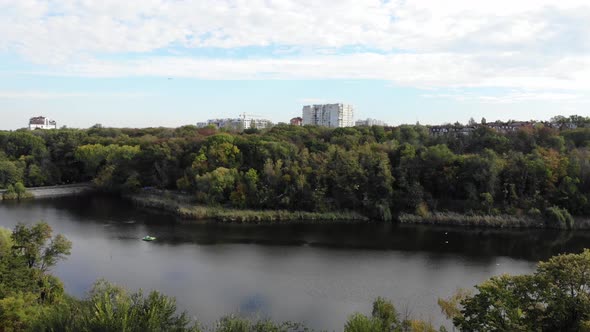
[128,190,369,223]
[399,212,590,229]
[399,212,543,228]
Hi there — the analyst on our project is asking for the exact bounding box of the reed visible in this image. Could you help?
[399,212,545,228]
[128,191,368,223]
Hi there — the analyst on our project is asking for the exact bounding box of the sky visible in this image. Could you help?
[1,0,590,130]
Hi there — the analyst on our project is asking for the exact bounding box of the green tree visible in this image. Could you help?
[344,297,403,332]
[454,249,590,331]
[10,222,72,272]
[195,167,239,203]
[0,292,42,332]
[0,160,23,188]
[0,227,12,257]
[74,144,109,176]
[344,313,382,332]
[2,184,17,200]
[26,163,46,187]
[192,134,241,174]
[13,182,30,200]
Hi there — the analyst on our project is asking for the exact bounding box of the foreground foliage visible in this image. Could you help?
[3,222,590,331]
[441,249,590,331]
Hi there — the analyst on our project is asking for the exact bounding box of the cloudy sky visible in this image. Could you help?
[1,0,589,129]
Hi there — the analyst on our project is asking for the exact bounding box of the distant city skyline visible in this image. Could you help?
[1,1,590,130]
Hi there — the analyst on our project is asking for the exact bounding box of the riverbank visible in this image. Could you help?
[399,212,590,229]
[127,190,369,223]
[0,183,95,201]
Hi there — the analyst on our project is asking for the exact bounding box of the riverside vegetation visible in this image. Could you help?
[128,190,368,222]
[0,182,32,201]
[3,222,590,331]
[0,115,590,226]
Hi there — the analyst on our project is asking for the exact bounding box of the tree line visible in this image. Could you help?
[1,116,590,221]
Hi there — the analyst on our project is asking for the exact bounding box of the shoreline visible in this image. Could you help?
[129,189,590,228]
[399,212,590,229]
[0,183,95,201]
[4,186,590,229]
[126,190,369,223]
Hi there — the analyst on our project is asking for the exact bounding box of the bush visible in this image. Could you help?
[545,206,574,229]
[2,184,17,200]
[415,202,430,218]
[2,182,33,200]
[527,208,542,218]
[32,280,198,332]
[344,313,382,332]
[215,315,304,332]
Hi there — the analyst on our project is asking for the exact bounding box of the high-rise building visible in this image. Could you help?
[29,116,57,130]
[302,104,354,128]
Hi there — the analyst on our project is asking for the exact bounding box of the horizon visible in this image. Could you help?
[1,1,590,130]
[9,112,584,131]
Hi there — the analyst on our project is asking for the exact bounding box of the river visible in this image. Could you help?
[1,195,589,330]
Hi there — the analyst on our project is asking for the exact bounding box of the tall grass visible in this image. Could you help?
[128,191,368,223]
[399,212,545,228]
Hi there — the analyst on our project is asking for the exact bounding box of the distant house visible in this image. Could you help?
[290,117,303,126]
[429,121,539,137]
[29,116,57,130]
[355,118,388,127]
[429,125,476,137]
[486,121,533,133]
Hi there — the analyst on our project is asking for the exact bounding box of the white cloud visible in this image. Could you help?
[1,0,589,59]
[0,0,589,95]
[423,90,586,104]
[44,53,590,93]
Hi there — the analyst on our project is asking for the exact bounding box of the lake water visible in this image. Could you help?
[1,195,589,330]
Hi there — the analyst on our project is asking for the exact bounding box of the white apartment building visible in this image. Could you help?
[28,116,57,130]
[302,104,354,128]
[197,117,272,131]
[355,118,388,127]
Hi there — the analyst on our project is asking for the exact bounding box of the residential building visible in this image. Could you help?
[197,117,272,131]
[355,118,387,127]
[302,103,354,128]
[429,121,536,137]
[29,116,57,130]
[290,117,303,126]
[244,118,272,130]
[429,125,476,137]
[486,121,533,133]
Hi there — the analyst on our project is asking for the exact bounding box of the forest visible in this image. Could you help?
[1,115,590,225]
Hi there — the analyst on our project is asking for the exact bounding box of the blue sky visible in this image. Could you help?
[1,0,589,129]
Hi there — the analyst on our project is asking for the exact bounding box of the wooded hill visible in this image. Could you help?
[1,116,590,223]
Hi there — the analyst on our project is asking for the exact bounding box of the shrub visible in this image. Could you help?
[344,313,382,332]
[545,206,574,229]
[14,182,33,200]
[215,315,304,332]
[527,208,542,218]
[2,184,17,200]
[415,202,430,218]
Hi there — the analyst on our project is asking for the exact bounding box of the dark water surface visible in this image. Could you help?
[1,195,589,330]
